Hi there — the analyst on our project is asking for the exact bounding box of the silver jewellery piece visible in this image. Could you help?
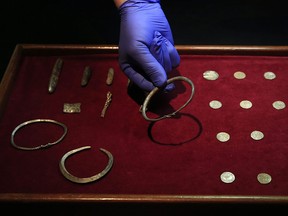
[59,146,113,184]
[11,119,68,151]
[141,76,195,122]
[101,91,112,117]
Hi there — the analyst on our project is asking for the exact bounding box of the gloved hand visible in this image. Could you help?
[117,0,180,92]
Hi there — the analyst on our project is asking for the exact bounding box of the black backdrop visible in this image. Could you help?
[1,0,287,81]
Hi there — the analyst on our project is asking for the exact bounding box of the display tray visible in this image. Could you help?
[0,44,288,204]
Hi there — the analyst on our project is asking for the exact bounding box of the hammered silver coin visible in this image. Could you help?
[272,101,286,110]
[234,71,246,79]
[220,171,235,183]
[203,70,219,80]
[251,130,264,140]
[216,132,230,142]
[264,71,276,80]
[257,173,272,184]
[240,100,252,109]
[209,100,222,109]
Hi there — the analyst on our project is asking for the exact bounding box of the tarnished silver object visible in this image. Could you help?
[257,173,272,184]
[141,76,195,122]
[216,132,230,142]
[101,91,112,117]
[209,100,222,109]
[11,119,68,151]
[251,130,264,140]
[272,101,286,110]
[63,103,81,113]
[220,171,235,183]
[81,66,92,87]
[106,67,114,85]
[48,58,63,93]
[240,100,252,109]
[203,70,219,80]
[264,71,276,80]
[234,71,246,79]
[59,146,113,184]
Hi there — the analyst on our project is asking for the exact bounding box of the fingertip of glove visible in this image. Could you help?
[164,83,175,92]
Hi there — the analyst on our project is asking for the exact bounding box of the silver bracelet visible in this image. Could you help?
[11,119,68,151]
[59,146,113,184]
[141,76,195,122]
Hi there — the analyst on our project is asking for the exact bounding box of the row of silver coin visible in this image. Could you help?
[220,171,272,184]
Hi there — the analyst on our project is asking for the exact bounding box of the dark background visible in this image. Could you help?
[1,0,288,81]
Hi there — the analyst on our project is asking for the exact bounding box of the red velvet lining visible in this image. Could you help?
[0,53,287,196]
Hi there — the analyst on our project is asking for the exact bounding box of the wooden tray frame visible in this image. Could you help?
[1,44,288,204]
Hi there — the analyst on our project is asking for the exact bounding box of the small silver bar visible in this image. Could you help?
[48,58,63,93]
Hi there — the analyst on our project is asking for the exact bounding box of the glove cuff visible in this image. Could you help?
[119,0,160,10]
[125,0,160,2]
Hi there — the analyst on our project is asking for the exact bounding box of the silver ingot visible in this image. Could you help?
[81,66,92,87]
[220,171,235,183]
[272,101,286,110]
[216,132,230,142]
[106,67,114,85]
[203,70,219,80]
[59,146,113,184]
[209,100,222,109]
[251,130,264,140]
[63,103,81,113]
[240,100,252,109]
[48,58,63,93]
[234,71,246,79]
[264,71,276,80]
[257,173,272,184]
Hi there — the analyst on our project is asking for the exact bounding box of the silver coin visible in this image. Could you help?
[203,70,219,80]
[257,173,272,184]
[264,71,276,80]
[272,101,286,110]
[240,100,252,109]
[251,130,264,140]
[216,132,230,142]
[234,71,246,79]
[209,100,222,109]
[220,171,235,183]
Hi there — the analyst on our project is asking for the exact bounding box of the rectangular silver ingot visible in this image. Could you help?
[48,58,63,93]
[63,103,81,113]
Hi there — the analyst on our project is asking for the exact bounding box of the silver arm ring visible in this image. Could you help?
[59,146,114,184]
[141,76,195,122]
[11,119,68,150]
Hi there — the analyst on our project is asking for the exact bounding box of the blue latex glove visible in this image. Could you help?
[118,0,180,92]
